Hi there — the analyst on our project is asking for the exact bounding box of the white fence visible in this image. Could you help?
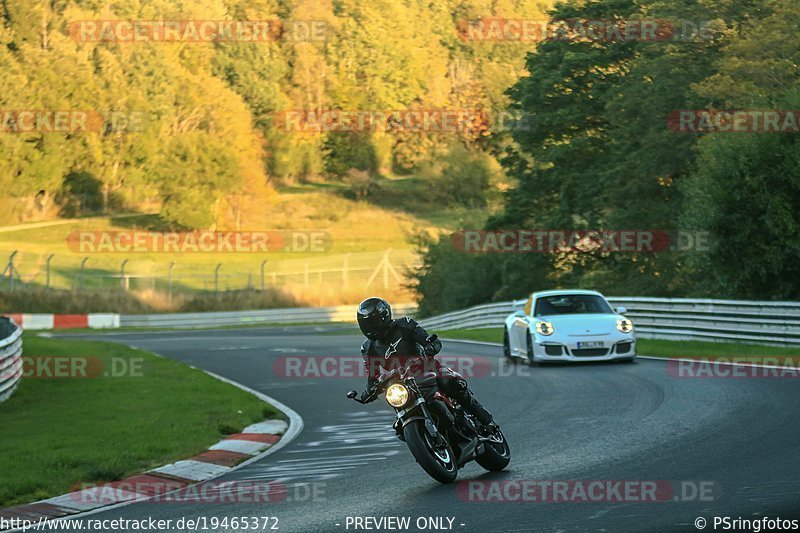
[418,297,800,347]
[0,318,23,403]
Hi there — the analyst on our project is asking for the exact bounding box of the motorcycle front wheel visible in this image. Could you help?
[403,419,458,484]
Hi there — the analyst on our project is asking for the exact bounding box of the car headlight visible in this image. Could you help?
[617,318,633,333]
[385,383,409,407]
[535,321,554,336]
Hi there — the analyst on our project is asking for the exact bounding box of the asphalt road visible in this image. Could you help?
[45,326,800,532]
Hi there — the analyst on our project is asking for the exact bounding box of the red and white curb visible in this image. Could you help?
[3,314,120,330]
[0,372,303,530]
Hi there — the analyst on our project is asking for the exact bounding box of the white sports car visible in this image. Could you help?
[503,290,636,365]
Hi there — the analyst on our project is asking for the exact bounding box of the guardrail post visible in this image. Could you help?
[214,263,222,292]
[261,259,267,291]
[45,254,54,291]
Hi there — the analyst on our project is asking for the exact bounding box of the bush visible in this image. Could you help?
[323,133,376,177]
[419,144,498,208]
[57,171,104,217]
[160,188,216,230]
[343,168,377,200]
[408,228,558,316]
[407,231,501,316]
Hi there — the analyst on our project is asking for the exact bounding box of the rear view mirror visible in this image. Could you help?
[616,306,627,314]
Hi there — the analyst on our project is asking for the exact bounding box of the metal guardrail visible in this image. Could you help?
[120,304,418,329]
[0,317,23,403]
[11,296,800,346]
[418,297,800,347]
[419,300,526,331]
[607,297,800,346]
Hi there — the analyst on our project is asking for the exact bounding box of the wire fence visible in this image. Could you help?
[0,249,419,300]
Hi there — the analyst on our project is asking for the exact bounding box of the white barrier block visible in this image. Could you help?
[21,314,54,330]
[88,313,120,329]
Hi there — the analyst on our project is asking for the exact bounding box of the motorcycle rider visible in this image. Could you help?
[356,296,496,433]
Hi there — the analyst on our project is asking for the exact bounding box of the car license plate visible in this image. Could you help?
[577,341,603,349]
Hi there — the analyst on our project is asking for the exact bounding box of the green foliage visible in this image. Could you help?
[57,171,104,216]
[5,0,797,307]
[324,133,376,177]
[413,0,800,312]
[419,143,498,208]
[409,231,501,317]
[682,116,800,298]
[1,0,553,228]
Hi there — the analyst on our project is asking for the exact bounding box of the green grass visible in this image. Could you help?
[633,339,799,360]
[0,181,480,308]
[0,181,472,289]
[0,334,278,507]
[439,327,504,344]
[438,328,800,361]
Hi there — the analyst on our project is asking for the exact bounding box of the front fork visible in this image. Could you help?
[393,395,443,442]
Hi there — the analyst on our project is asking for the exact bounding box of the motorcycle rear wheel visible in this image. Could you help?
[476,427,511,472]
[403,420,458,484]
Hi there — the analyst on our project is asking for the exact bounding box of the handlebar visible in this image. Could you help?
[346,387,377,404]
[345,353,430,403]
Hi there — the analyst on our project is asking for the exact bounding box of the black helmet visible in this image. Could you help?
[357,297,392,340]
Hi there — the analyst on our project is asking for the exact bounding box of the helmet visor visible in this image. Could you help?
[358,313,387,340]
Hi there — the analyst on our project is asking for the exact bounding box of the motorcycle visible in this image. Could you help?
[346,354,510,483]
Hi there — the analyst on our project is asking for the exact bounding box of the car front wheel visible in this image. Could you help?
[526,331,540,367]
[503,328,513,362]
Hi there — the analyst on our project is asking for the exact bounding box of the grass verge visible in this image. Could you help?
[438,328,800,360]
[0,334,278,507]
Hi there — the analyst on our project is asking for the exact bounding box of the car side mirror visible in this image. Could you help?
[616,306,627,315]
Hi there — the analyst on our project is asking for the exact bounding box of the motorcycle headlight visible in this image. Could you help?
[617,318,633,333]
[535,321,554,336]
[385,383,409,407]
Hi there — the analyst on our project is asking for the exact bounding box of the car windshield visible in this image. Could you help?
[534,294,612,316]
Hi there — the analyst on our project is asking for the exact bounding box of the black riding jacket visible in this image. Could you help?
[360,317,442,385]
